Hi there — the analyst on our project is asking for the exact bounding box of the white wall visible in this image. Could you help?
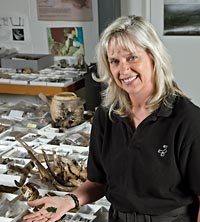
[121,0,150,19]
[0,0,99,64]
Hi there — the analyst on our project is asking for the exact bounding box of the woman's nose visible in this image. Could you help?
[119,61,130,75]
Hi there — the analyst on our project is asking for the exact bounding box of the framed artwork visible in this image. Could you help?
[164,0,200,36]
[47,27,84,57]
[0,16,28,42]
[37,0,93,21]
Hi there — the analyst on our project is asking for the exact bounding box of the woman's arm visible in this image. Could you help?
[71,179,106,206]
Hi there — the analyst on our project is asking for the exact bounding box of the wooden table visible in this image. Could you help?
[0,77,85,96]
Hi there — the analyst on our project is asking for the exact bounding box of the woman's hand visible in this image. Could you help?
[23,180,106,222]
[23,195,75,222]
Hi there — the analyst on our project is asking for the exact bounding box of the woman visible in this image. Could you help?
[23,15,200,222]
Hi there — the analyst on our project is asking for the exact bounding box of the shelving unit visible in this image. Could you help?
[0,77,85,96]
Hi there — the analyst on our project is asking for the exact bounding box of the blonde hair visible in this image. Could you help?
[95,15,185,117]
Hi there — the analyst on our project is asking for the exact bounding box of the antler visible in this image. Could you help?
[42,149,68,186]
[15,136,52,182]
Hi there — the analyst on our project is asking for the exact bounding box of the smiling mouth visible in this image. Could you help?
[122,75,138,84]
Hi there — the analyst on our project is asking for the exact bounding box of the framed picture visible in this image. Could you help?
[37,0,93,21]
[164,0,200,36]
[47,27,84,57]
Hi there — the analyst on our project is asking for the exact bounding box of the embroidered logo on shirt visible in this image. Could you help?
[158,145,168,157]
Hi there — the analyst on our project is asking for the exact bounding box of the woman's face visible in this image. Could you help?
[107,42,155,100]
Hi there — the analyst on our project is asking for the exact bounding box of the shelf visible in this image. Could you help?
[0,77,85,96]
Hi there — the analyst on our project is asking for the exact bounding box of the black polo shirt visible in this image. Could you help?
[87,95,200,215]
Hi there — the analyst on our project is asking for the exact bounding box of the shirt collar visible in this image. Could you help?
[156,94,176,117]
[112,94,176,122]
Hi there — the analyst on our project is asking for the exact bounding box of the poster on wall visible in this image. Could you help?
[164,0,200,35]
[0,16,28,42]
[37,0,93,21]
[47,27,84,57]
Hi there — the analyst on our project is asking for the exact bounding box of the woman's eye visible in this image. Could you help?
[109,60,119,65]
[128,56,137,62]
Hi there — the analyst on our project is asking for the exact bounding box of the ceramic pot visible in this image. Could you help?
[50,92,84,128]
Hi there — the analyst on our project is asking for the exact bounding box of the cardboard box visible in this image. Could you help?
[1,53,54,71]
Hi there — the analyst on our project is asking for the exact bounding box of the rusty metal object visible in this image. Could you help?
[7,160,35,187]
[20,182,40,201]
